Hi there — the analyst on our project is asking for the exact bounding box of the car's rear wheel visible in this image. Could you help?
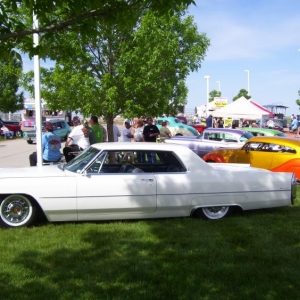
[175,133,183,136]
[15,130,22,137]
[194,206,233,220]
[27,140,33,144]
[0,195,37,228]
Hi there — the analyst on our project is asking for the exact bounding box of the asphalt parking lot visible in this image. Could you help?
[0,138,34,168]
[0,124,125,168]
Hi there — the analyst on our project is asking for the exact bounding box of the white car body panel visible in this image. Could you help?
[0,142,295,226]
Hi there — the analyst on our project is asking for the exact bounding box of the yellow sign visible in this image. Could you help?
[213,97,228,107]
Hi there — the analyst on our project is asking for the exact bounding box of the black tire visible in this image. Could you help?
[15,130,22,137]
[0,195,37,228]
[175,133,183,136]
[193,206,233,220]
[27,140,33,144]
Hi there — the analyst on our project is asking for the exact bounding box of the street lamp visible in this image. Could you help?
[245,69,250,95]
[216,81,221,92]
[204,75,210,117]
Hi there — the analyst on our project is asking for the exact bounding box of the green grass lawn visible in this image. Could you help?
[1,191,300,300]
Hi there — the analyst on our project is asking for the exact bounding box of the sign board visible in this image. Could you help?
[213,97,228,107]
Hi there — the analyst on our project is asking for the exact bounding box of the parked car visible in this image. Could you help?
[176,115,188,124]
[191,124,207,134]
[0,117,22,137]
[156,117,199,136]
[23,119,71,144]
[203,136,300,180]
[165,128,253,157]
[242,127,286,137]
[0,142,296,228]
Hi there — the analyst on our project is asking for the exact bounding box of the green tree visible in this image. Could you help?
[296,90,300,109]
[232,89,251,101]
[209,89,221,102]
[0,0,195,59]
[21,10,210,141]
[0,57,24,113]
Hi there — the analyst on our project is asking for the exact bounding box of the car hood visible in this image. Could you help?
[0,165,68,179]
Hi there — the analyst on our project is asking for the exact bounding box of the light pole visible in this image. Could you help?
[204,75,210,117]
[245,69,250,95]
[216,81,221,92]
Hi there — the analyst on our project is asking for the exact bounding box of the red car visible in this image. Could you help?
[0,120,22,137]
[191,124,207,134]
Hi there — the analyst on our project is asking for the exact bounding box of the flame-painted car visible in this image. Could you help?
[23,119,70,144]
[203,136,300,180]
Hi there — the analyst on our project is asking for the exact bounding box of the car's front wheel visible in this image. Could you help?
[0,195,37,228]
[194,206,233,220]
[27,140,33,144]
[175,133,183,136]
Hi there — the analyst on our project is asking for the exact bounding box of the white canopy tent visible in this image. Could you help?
[211,97,273,119]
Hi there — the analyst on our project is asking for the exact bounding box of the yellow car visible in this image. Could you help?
[203,136,300,180]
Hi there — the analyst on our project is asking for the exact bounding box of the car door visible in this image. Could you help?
[76,151,157,220]
[247,142,274,169]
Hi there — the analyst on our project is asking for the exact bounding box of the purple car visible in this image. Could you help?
[164,128,254,157]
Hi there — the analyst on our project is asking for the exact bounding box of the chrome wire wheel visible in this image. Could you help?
[0,195,34,227]
[201,206,231,220]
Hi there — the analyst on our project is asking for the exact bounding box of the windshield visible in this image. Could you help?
[240,132,254,142]
[64,147,101,173]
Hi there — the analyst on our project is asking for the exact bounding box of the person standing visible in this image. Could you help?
[29,122,61,166]
[143,117,160,163]
[159,121,172,142]
[206,115,213,128]
[63,116,90,162]
[113,123,121,142]
[89,116,103,143]
[133,119,145,163]
[217,117,224,128]
[122,119,134,142]
[122,119,134,163]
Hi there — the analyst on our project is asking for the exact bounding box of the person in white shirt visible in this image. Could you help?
[122,119,134,163]
[63,116,90,162]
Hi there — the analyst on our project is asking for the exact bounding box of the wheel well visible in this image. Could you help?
[191,205,243,217]
[0,193,48,222]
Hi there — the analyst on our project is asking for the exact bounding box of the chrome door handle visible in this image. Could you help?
[142,178,154,182]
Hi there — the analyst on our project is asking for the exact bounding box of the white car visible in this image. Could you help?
[0,143,296,228]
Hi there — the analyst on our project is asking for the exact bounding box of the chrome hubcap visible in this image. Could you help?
[202,206,229,219]
[1,197,31,224]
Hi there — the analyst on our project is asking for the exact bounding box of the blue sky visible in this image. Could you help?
[186,0,300,116]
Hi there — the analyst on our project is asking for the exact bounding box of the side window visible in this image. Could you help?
[87,150,186,174]
[156,120,163,126]
[244,142,261,151]
[224,133,238,142]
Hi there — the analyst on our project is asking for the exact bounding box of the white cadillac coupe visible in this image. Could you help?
[0,142,297,228]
